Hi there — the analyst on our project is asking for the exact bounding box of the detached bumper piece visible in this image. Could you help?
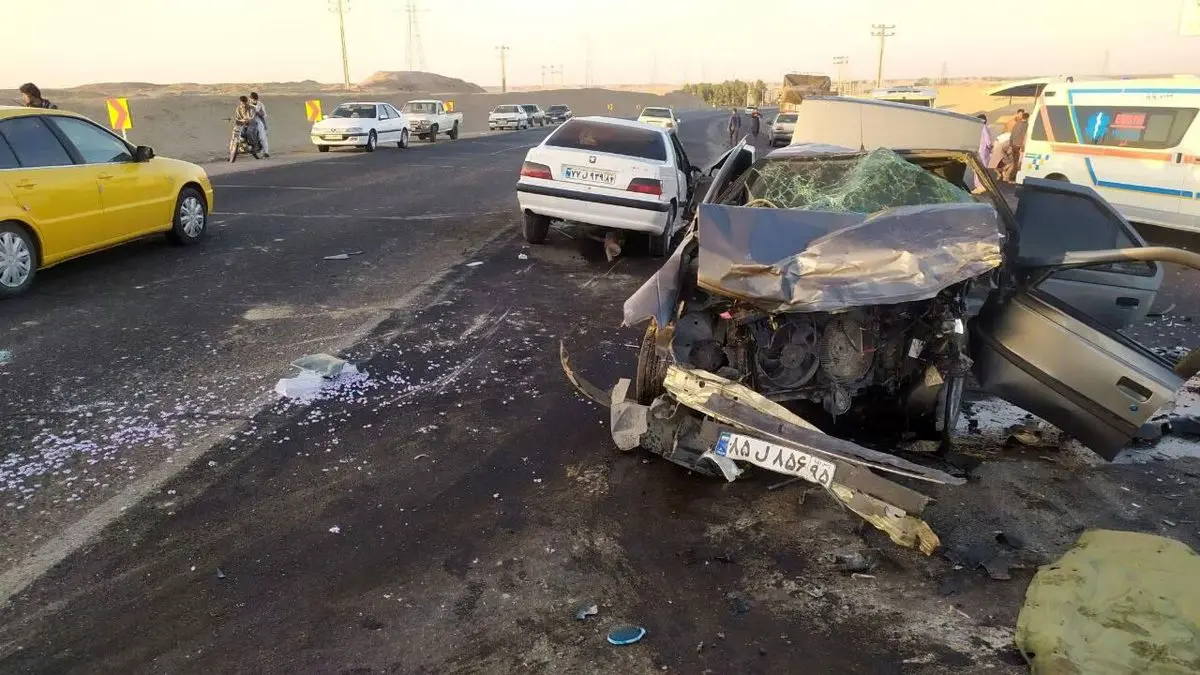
[561,342,957,555]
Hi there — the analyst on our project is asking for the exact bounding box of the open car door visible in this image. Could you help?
[1012,178,1163,329]
[971,182,1193,460]
[699,139,755,207]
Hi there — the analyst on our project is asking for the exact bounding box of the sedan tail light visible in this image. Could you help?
[520,161,553,180]
[627,178,663,196]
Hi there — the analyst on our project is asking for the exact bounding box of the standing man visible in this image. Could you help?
[1004,111,1029,182]
[19,83,57,109]
[727,108,742,146]
[250,92,269,158]
[970,113,994,192]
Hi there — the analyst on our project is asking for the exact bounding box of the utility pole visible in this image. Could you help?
[833,56,848,94]
[871,23,895,88]
[497,45,510,94]
[405,0,428,72]
[329,0,351,89]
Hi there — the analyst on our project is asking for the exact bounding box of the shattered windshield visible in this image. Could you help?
[402,101,437,114]
[736,148,974,213]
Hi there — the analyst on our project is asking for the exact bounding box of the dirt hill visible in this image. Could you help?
[359,71,484,94]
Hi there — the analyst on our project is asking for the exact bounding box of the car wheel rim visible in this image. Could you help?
[180,196,206,237]
[0,232,33,289]
[402,131,408,147]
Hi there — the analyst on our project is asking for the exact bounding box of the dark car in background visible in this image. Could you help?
[545,105,573,124]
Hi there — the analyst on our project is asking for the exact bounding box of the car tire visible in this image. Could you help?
[634,322,669,405]
[398,129,409,149]
[167,187,208,246]
[0,222,36,298]
[365,130,378,152]
[650,203,677,258]
[449,122,459,140]
[522,211,551,245]
[428,124,438,143]
[317,145,330,153]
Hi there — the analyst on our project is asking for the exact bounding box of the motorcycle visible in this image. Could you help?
[226,118,263,163]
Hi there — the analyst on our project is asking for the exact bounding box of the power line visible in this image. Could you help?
[405,0,428,72]
[871,23,895,88]
[329,0,351,89]
[496,45,511,94]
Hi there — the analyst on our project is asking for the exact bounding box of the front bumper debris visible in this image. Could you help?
[561,340,954,555]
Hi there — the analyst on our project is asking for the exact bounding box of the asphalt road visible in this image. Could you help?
[3,111,1200,674]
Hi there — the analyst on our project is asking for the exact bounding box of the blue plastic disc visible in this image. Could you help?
[607,625,647,645]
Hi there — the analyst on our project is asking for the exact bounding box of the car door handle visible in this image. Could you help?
[97,174,114,180]
[13,180,36,189]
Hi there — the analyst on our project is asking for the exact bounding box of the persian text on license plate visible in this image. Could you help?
[323,135,345,140]
[714,432,836,487]
[563,166,616,185]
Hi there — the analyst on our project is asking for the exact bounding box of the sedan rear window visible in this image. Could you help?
[494,105,521,114]
[329,104,378,118]
[642,107,671,118]
[545,120,666,161]
[776,113,798,123]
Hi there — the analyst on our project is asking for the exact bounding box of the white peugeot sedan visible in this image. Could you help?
[636,106,681,132]
[516,117,698,256]
[310,101,411,152]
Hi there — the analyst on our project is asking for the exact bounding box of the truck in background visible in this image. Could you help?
[400,99,463,142]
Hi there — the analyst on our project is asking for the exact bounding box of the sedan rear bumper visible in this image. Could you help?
[517,182,671,234]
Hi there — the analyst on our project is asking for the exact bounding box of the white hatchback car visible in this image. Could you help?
[310,101,410,152]
[516,117,699,255]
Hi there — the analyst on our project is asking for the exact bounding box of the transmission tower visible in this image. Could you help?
[405,0,427,72]
[871,23,896,88]
[328,0,351,89]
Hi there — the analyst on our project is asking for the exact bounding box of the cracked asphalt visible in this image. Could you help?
[3,112,1200,675]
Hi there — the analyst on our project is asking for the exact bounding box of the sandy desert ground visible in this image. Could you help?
[5,75,1034,165]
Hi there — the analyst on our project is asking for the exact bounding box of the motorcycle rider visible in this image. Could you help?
[230,96,261,160]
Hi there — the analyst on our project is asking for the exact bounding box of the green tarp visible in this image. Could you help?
[1015,529,1200,674]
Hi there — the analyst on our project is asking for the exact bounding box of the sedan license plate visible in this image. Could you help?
[563,166,616,186]
[323,134,345,141]
[714,432,836,487]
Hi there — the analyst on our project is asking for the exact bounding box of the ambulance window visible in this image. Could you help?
[1030,106,1077,143]
[1073,106,1197,149]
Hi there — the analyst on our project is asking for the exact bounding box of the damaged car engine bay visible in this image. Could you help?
[562,120,1200,555]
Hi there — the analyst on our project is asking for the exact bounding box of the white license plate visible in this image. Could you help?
[323,135,344,140]
[563,166,617,186]
[713,431,836,487]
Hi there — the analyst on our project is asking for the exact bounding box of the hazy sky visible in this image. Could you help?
[3,0,1199,88]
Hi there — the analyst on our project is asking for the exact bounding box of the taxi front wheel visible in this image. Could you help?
[168,188,208,245]
[0,222,36,298]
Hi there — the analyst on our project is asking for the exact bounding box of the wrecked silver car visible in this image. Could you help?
[562,104,1200,554]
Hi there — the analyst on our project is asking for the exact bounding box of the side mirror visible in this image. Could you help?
[688,165,702,176]
[134,146,155,162]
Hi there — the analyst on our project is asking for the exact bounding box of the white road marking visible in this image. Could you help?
[212,210,509,221]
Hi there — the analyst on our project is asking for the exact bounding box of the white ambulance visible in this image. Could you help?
[1015,78,1200,232]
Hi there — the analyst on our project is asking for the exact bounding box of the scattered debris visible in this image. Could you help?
[574,603,599,620]
[714,551,737,564]
[291,353,348,378]
[518,253,529,260]
[851,573,876,580]
[323,254,351,261]
[328,526,341,534]
[830,551,875,574]
[607,625,646,646]
[0,349,11,365]
[466,261,484,267]
[1007,423,1047,446]
[216,568,227,580]
[726,592,751,615]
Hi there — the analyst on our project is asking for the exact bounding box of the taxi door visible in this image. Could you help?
[0,115,106,263]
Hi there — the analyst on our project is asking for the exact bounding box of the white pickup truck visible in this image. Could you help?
[400,99,463,142]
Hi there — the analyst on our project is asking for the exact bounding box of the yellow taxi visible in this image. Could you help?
[0,106,214,297]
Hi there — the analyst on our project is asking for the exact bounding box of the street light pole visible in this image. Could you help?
[497,45,511,94]
[328,0,352,89]
[871,23,895,89]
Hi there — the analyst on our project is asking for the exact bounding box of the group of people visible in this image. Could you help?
[975,108,1031,187]
[233,92,270,158]
[726,107,762,145]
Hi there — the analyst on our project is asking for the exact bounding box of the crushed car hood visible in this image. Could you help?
[696,202,1005,313]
